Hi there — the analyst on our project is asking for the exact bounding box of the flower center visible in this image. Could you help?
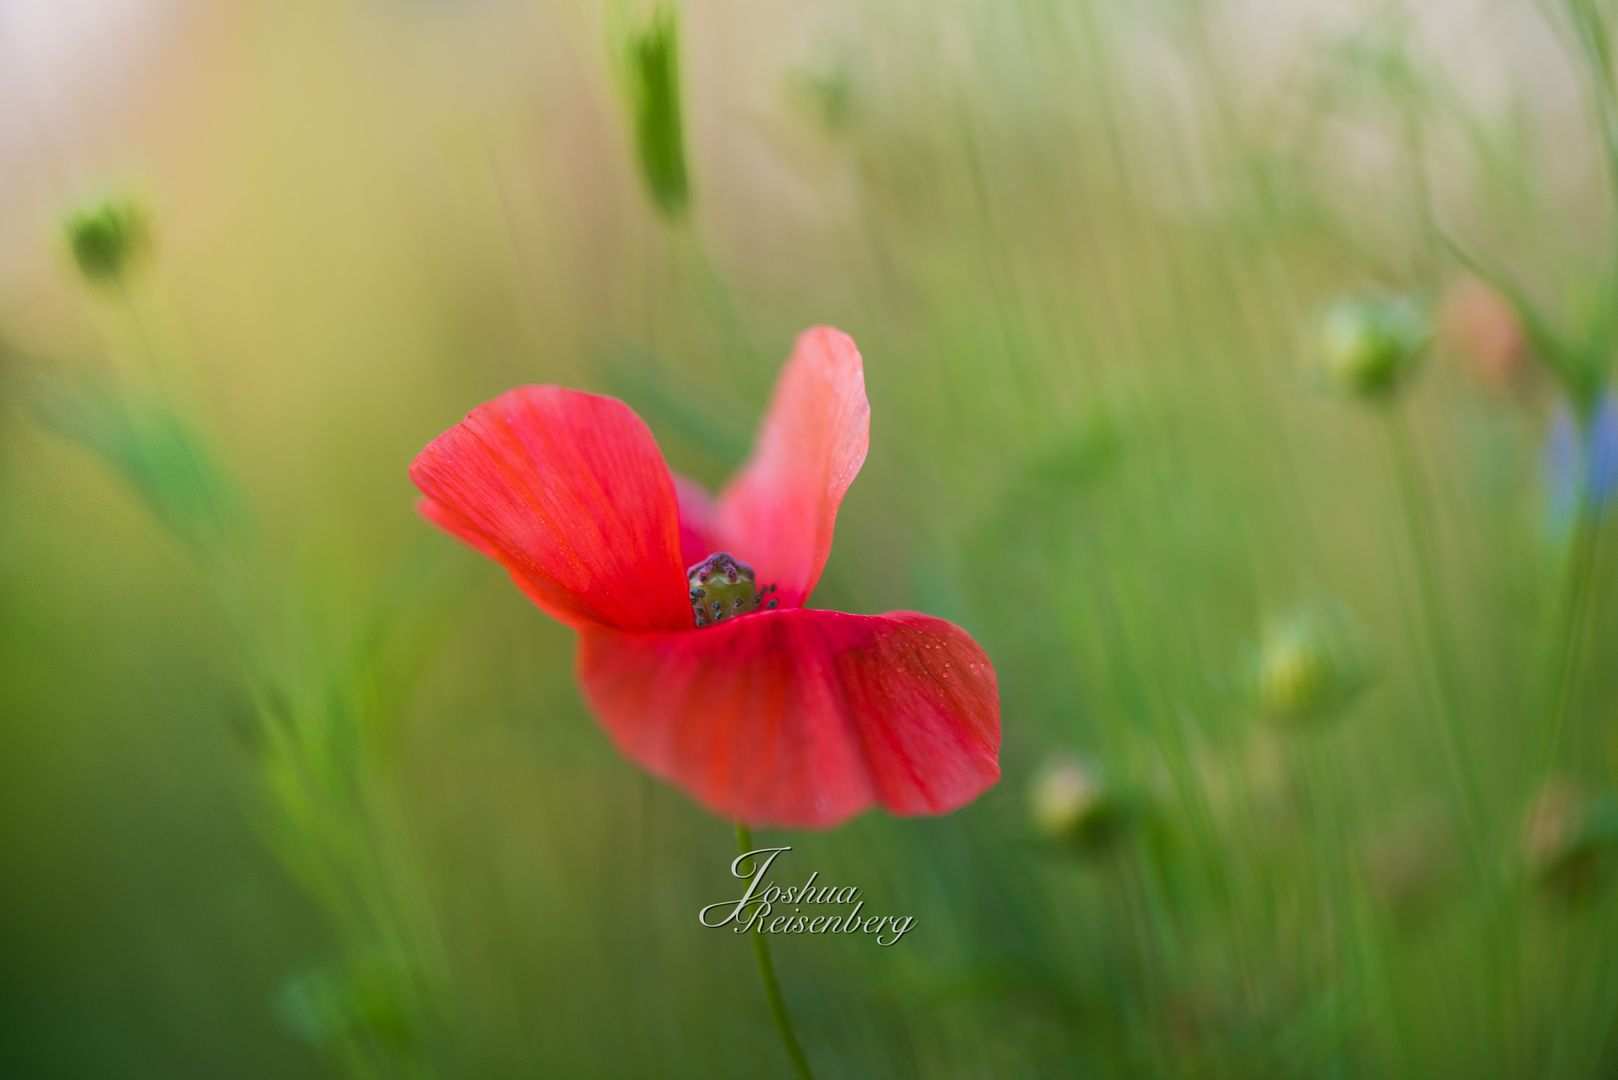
[688,552,777,628]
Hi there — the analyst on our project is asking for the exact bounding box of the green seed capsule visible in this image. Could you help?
[1318,293,1430,398]
[1252,599,1372,724]
[625,6,690,221]
[65,198,150,285]
[1029,755,1132,852]
[688,552,774,627]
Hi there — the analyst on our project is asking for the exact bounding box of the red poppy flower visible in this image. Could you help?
[409,327,1000,828]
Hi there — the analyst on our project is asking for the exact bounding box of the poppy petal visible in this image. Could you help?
[576,608,1000,828]
[715,327,870,609]
[671,472,721,569]
[410,386,691,633]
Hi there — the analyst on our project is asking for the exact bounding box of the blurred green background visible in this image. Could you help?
[4,0,1618,1076]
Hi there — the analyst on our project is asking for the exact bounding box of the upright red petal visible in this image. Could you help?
[576,608,1000,828]
[410,386,691,633]
[715,327,870,609]
[671,472,721,569]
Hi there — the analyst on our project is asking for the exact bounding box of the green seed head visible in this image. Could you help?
[1318,293,1429,398]
[626,5,690,220]
[1253,599,1372,724]
[1257,633,1330,717]
[1029,756,1132,852]
[65,198,150,285]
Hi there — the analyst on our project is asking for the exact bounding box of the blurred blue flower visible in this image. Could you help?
[1594,393,1618,505]
[1545,388,1618,534]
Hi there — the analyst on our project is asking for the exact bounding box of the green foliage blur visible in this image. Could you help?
[4,1,1618,1077]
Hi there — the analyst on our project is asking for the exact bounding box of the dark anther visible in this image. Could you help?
[767,599,778,610]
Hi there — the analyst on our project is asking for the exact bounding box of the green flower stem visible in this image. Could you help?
[116,283,264,637]
[1383,404,1524,1068]
[1537,498,1604,778]
[735,822,815,1080]
[1381,405,1486,850]
[1566,0,1618,252]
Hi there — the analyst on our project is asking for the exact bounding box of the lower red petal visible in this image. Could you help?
[575,608,1000,828]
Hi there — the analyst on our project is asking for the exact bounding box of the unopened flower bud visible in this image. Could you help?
[1251,599,1372,723]
[1522,778,1582,877]
[624,6,689,221]
[1441,278,1526,391]
[65,198,150,285]
[1318,293,1429,398]
[1029,755,1131,851]
[1521,778,1618,899]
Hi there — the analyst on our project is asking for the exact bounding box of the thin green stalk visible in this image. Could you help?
[1381,405,1487,850]
[109,283,444,1079]
[1562,0,1618,354]
[1393,30,1438,291]
[735,823,815,1080]
[1536,498,1604,777]
[116,282,265,643]
[671,233,761,387]
[1383,404,1523,1072]
[1565,0,1618,237]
